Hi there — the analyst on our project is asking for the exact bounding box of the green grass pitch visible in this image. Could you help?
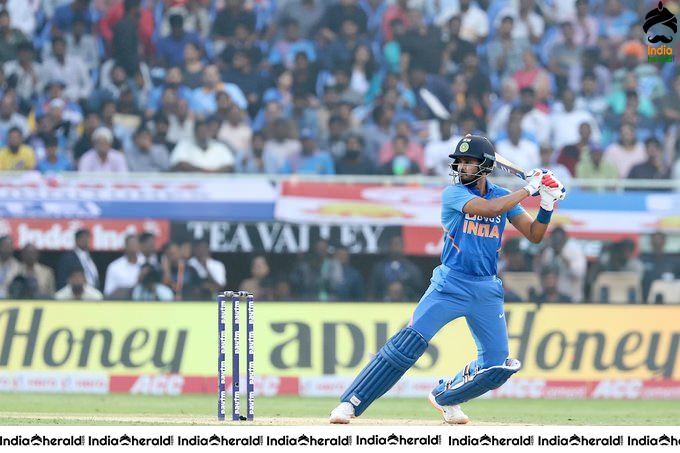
[0,394,678,425]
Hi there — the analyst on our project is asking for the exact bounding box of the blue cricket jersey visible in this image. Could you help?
[437,181,525,278]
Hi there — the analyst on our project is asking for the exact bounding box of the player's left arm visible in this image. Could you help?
[509,173,566,244]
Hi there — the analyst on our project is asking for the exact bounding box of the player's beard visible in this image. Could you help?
[459,168,484,187]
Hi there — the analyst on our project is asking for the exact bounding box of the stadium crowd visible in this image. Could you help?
[0,0,677,180]
[0,0,678,303]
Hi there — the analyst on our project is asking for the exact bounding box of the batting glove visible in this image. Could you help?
[523,168,553,196]
[538,173,566,211]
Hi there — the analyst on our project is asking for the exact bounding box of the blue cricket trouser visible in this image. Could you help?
[409,266,509,369]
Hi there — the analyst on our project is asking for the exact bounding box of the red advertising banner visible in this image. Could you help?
[0,219,169,251]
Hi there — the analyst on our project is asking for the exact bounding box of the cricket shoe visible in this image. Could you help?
[329,402,355,424]
[428,392,469,424]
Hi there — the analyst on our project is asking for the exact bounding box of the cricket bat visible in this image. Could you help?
[419,87,527,180]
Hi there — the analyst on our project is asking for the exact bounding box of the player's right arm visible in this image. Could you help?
[458,170,544,218]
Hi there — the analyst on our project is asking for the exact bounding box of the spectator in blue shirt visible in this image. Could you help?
[280,128,335,174]
[37,135,73,174]
[155,13,202,67]
[52,0,93,33]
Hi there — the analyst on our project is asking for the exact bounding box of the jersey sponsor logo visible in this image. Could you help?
[462,219,500,239]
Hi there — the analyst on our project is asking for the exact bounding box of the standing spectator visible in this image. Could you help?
[536,226,587,303]
[487,15,530,81]
[627,137,672,182]
[369,236,422,300]
[41,36,92,102]
[131,264,174,301]
[327,247,364,301]
[170,119,235,172]
[280,129,335,174]
[18,244,55,299]
[65,17,101,72]
[188,238,226,298]
[104,234,142,299]
[78,126,128,173]
[0,127,35,170]
[642,232,679,301]
[211,0,256,45]
[572,0,597,47]
[125,126,170,172]
[111,0,141,78]
[36,134,73,174]
[535,266,573,303]
[240,255,275,301]
[603,123,646,179]
[0,235,20,299]
[55,268,103,301]
[56,228,99,290]
[0,9,27,64]
[335,133,374,175]
[156,13,202,68]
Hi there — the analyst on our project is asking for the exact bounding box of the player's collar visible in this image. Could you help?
[468,180,496,197]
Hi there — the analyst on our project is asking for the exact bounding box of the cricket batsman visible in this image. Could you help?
[330,135,566,424]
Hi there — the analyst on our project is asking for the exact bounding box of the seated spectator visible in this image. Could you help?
[3,41,42,108]
[487,15,530,81]
[498,270,523,302]
[642,232,679,301]
[550,88,601,151]
[539,144,572,187]
[601,239,644,273]
[269,18,316,69]
[575,146,619,180]
[263,118,301,173]
[512,50,550,104]
[535,266,572,303]
[326,246,364,301]
[0,91,29,146]
[170,118,235,172]
[380,135,420,175]
[280,129,334,174]
[160,242,200,301]
[425,119,457,177]
[131,264,174,302]
[156,13,203,67]
[0,9,28,65]
[78,127,128,173]
[500,238,532,272]
[138,231,158,267]
[369,236,422,301]
[495,113,540,172]
[0,127,35,170]
[627,137,671,182]
[55,268,103,301]
[61,17,99,72]
[536,227,586,302]
[37,134,73,174]
[8,274,39,300]
[146,67,192,114]
[182,41,206,90]
[557,122,593,176]
[126,126,170,172]
[237,131,266,173]
[335,133,374,175]
[603,123,645,178]
[52,0,94,34]
[290,239,333,300]
[217,104,252,154]
[104,234,142,299]
[240,255,275,301]
[0,235,20,299]
[167,98,195,145]
[57,228,99,290]
[384,281,407,302]
[188,238,227,298]
[19,243,55,298]
[189,65,230,116]
[41,35,92,102]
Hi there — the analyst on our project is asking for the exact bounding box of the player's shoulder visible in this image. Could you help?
[489,182,512,197]
[443,183,470,197]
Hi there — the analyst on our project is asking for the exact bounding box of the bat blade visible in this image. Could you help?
[495,153,527,180]
[419,88,451,120]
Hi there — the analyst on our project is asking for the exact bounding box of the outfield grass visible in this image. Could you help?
[0,394,678,425]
